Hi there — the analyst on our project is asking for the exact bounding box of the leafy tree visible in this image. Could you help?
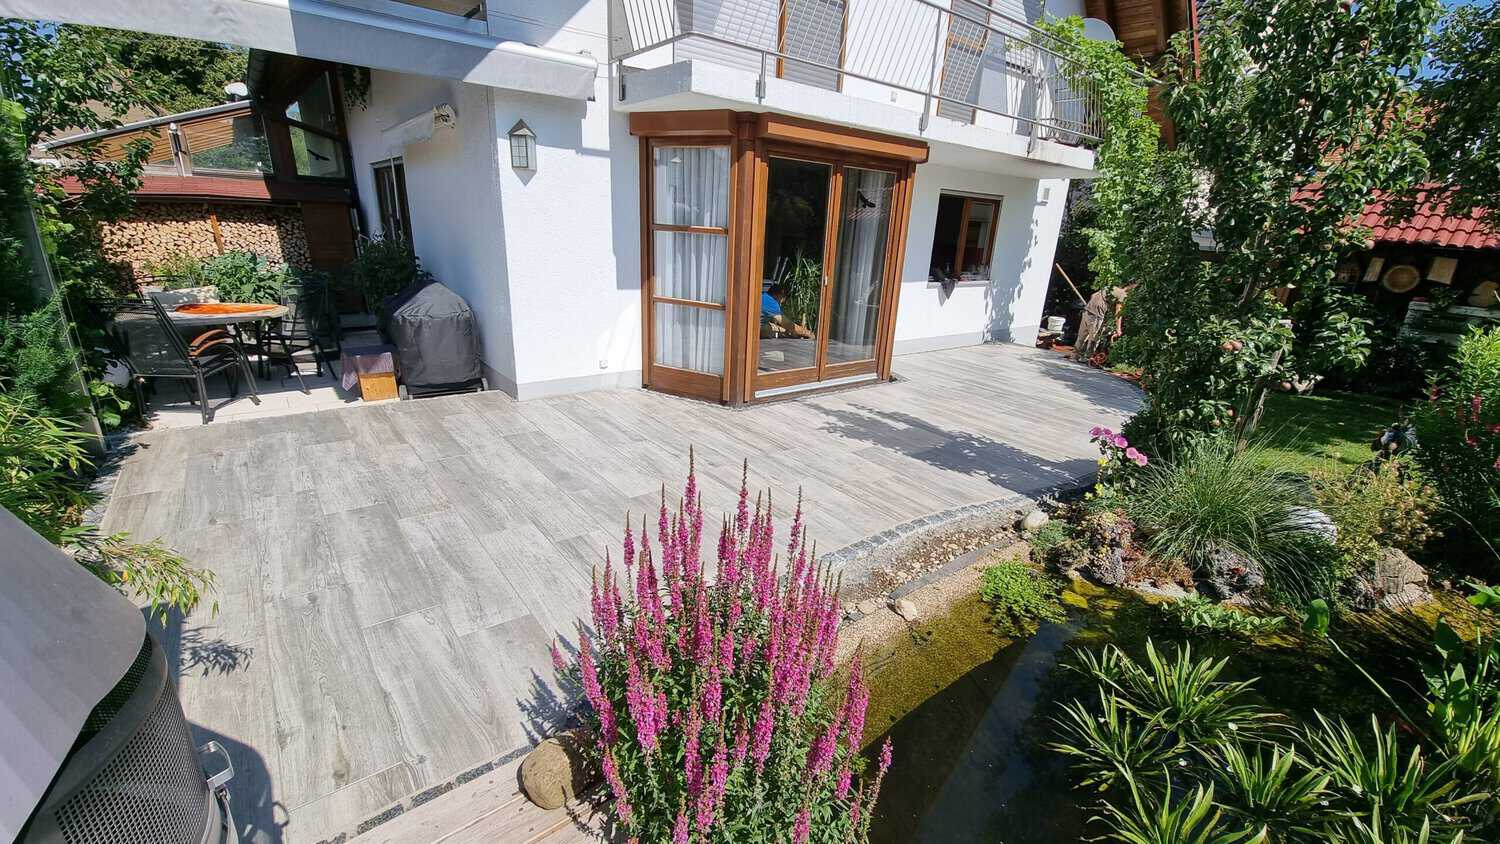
[85,28,247,114]
[1113,0,1439,451]
[0,20,153,424]
[1415,1,1499,222]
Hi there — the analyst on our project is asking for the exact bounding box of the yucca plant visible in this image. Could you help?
[1302,714,1476,834]
[1208,741,1330,841]
[1052,688,1186,791]
[1326,811,1467,844]
[1094,777,1268,844]
[1086,641,1278,742]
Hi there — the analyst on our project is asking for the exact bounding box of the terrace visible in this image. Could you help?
[96,342,1138,843]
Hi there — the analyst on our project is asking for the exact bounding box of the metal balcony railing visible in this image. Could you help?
[609,0,1111,145]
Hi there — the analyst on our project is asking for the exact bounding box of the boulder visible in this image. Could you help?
[1288,507,1337,543]
[891,598,920,622]
[520,732,594,810]
[855,598,882,617]
[1020,510,1050,533]
[1351,547,1431,610]
[1201,545,1265,600]
[1081,546,1128,587]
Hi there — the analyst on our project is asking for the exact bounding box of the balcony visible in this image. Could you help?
[608,0,1108,161]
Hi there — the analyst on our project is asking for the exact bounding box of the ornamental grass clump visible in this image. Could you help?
[555,460,891,844]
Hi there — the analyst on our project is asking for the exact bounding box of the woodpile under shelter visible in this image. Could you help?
[41,99,358,282]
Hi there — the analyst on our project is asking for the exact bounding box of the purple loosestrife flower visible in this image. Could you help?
[732,721,750,768]
[835,763,853,800]
[696,739,729,834]
[736,461,751,534]
[750,697,775,773]
[625,649,661,755]
[623,517,635,571]
[843,658,868,755]
[577,631,617,744]
[792,805,811,844]
[701,666,723,729]
[672,811,690,844]
[550,639,566,675]
[601,749,633,827]
[807,717,839,778]
[878,738,893,778]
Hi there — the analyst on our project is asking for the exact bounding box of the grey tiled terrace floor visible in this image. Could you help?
[99,342,1140,843]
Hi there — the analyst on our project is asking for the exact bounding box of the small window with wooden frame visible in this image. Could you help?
[929,193,1001,283]
[372,158,412,242]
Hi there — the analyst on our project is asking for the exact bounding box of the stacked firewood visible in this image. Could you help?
[100,201,313,276]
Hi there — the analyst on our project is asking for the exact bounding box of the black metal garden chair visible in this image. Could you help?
[258,279,335,387]
[108,297,260,425]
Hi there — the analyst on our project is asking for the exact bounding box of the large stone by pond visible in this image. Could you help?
[1202,545,1265,600]
[1351,547,1431,610]
[1070,511,1134,587]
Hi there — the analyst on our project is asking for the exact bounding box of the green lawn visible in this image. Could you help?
[1252,390,1407,474]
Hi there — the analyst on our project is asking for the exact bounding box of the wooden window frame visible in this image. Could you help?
[372,157,413,243]
[641,138,737,402]
[941,193,1002,280]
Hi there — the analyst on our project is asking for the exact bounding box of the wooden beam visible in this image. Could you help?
[628,110,738,138]
[755,113,929,163]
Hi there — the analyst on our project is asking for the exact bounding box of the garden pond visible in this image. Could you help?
[864,578,1466,843]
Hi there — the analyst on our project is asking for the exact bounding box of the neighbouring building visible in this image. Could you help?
[42,100,360,280]
[26,0,1117,404]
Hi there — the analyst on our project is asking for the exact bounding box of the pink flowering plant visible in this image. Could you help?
[554,459,891,844]
[1088,425,1150,500]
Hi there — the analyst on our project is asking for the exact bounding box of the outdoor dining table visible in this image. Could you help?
[166,302,289,377]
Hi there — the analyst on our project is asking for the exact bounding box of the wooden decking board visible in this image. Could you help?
[99,344,1139,842]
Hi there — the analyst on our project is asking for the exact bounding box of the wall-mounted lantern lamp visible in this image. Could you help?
[508,119,536,171]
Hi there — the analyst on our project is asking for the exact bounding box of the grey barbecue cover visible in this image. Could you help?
[383,281,482,388]
[0,507,145,840]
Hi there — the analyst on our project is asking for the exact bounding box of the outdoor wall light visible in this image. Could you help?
[508,119,536,171]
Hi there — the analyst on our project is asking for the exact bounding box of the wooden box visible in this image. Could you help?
[358,371,399,402]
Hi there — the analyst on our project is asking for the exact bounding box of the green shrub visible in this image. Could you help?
[0,392,214,620]
[1124,436,1331,599]
[142,252,210,287]
[1311,461,1440,570]
[979,560,1067,634]
[346,236,427,307]
[1160,595,1287,638]
[1413,326,1500,561]
[195,250,288,303]
[1030,519,1073,561]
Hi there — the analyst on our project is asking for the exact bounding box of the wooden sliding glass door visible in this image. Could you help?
[633,110,924,404]
[752,152,901,396]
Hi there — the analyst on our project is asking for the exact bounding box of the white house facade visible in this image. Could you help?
[15,0,1104,404]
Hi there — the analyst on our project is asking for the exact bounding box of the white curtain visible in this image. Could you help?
[653,145,730,374]
[654,146,728,227]
[828,167,893,364]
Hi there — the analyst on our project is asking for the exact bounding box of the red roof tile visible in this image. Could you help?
[1295,185,1499,251]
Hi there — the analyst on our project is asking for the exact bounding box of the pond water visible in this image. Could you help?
[865,582,1451,843]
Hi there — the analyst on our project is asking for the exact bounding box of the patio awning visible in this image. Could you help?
[383,104,459,148]
[5,0,598,99]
